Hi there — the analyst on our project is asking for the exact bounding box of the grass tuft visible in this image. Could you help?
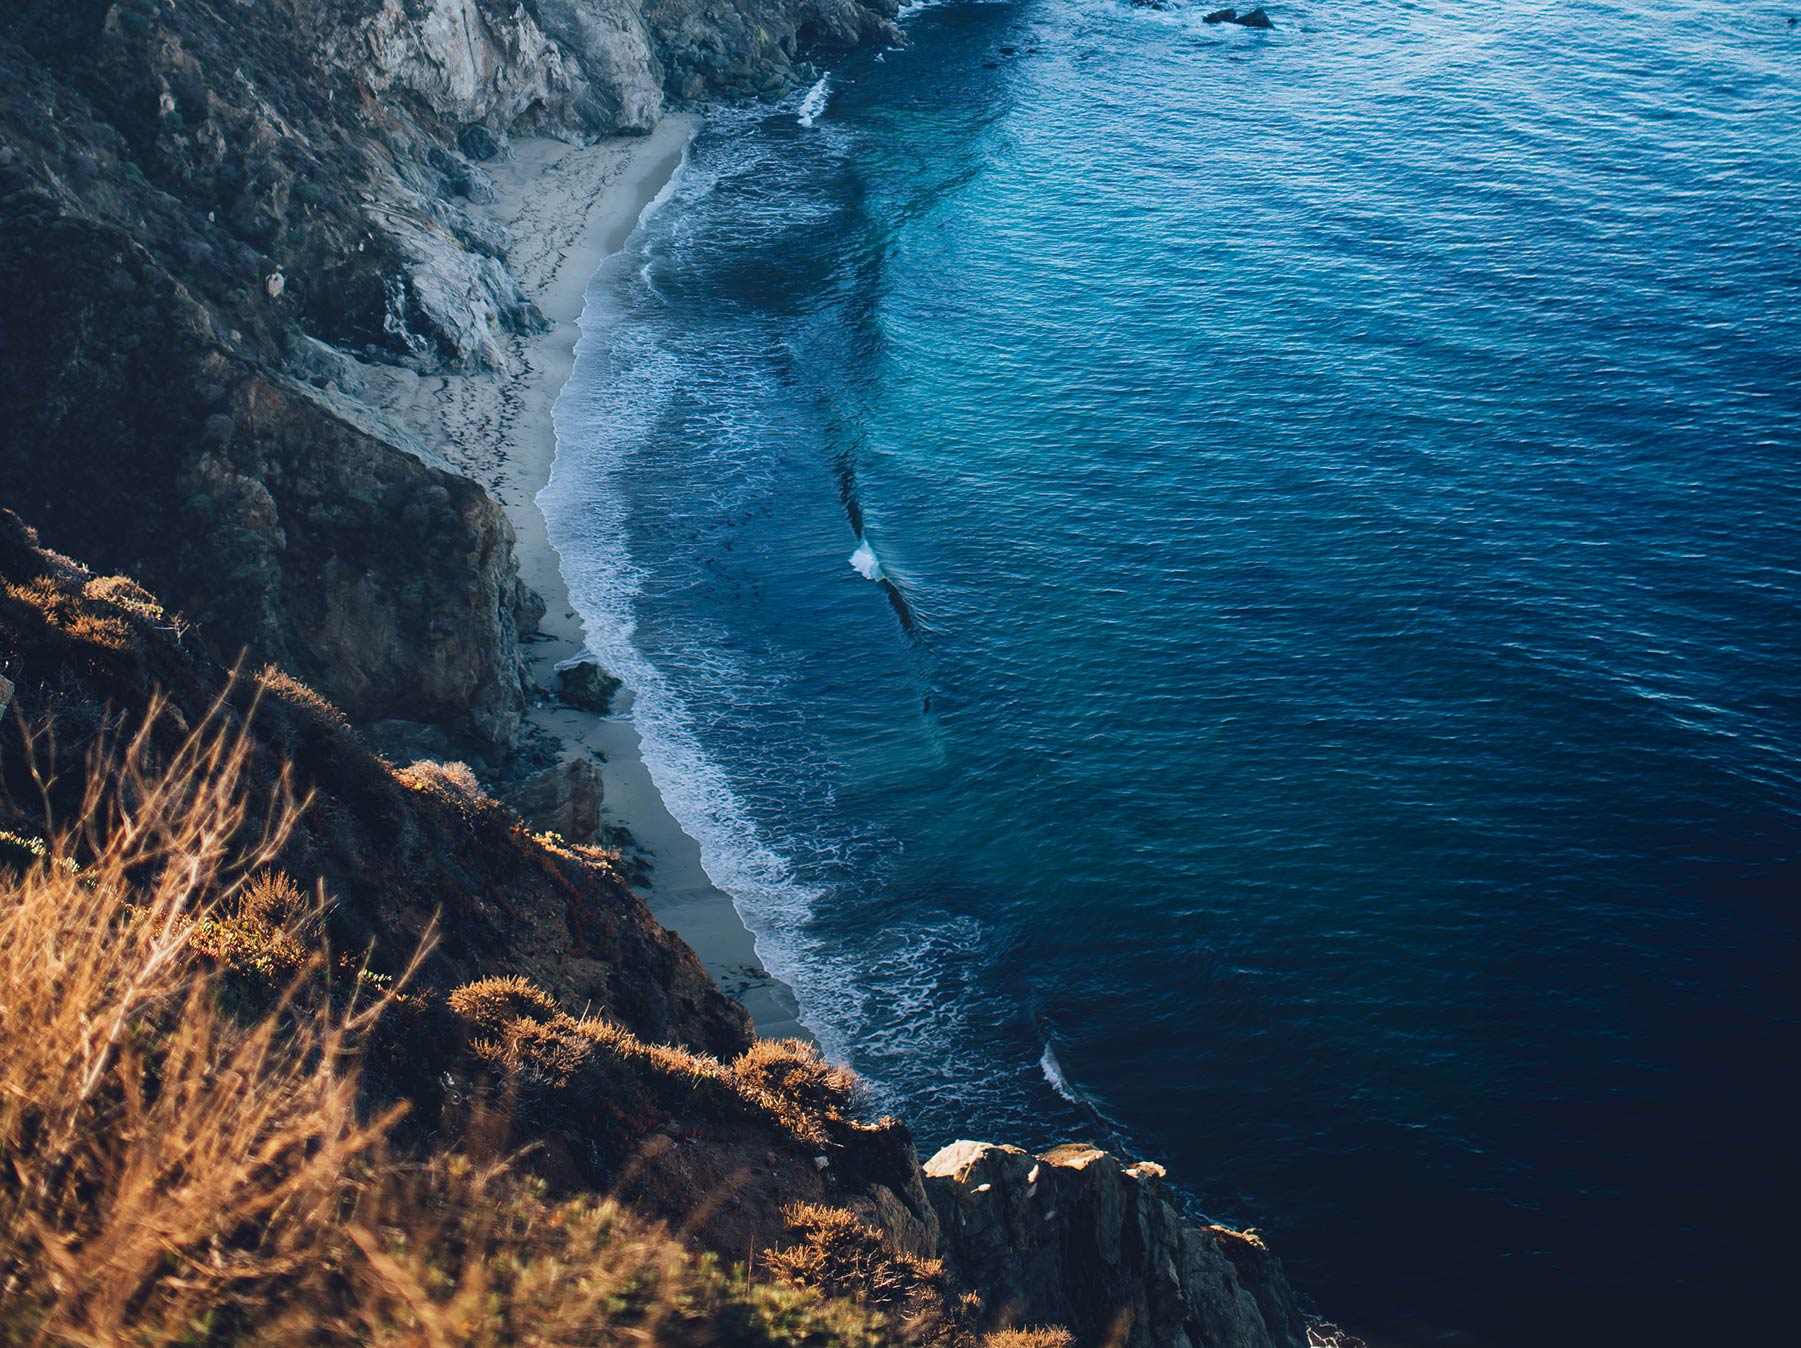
[397,758,487,803]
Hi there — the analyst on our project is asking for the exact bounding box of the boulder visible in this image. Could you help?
[925,1140,1310,1348]
[1203,8,1237,21]
[556,656,623,714]
[1232,7,1273,27]
[501,753,604,843]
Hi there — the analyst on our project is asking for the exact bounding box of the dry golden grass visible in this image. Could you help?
[733,1038,864,1124]
[0,698,984,1347]
[253,663,354,738]
[82,574,166,624]
[765,1204,944,1313]
[295,1156,893,1348]
[5,570,135,652]
[980,1331,1075,1348]
[0,696,396,1343]
[445,976,872,1152]
[396,758,488,803]
[763,1203,983,1348]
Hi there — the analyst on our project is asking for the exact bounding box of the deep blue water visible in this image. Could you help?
[545,3,1801,1343]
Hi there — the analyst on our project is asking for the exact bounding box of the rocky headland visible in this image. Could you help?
[0,3,1351,1344]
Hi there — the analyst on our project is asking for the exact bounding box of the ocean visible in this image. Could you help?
[543,2,1801,1343]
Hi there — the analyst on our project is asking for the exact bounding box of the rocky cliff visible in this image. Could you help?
[0,0,897,750]
[1,497,1344,1344]
[926,1142,1320,1348]
[0,191,541,747]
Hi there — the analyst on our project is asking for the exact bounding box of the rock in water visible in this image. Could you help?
[925,1140,1311,1348]
[556,657,623,714]
[1233,7,1274,27]
[1203,8,1238,22]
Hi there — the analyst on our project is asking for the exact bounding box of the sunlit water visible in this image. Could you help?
[545,3,1801,1341]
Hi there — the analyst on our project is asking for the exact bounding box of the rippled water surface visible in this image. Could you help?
[546,3,1801,1341]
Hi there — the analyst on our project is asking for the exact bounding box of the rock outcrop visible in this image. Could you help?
[1202,7,1274,25]
[501,751,606,841]
[925,1141,1311,1348]
[556,655,624,713]
[0,190,539,748]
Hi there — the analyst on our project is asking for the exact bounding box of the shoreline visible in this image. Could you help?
[355,120,809,1042]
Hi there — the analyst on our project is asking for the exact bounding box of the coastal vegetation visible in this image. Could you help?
[0,729,913,1345]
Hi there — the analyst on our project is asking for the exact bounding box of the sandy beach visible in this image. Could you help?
[356,120,808,1042]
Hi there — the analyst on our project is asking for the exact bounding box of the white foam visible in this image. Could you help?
[1040,1042,1082,1105]
[849,537,884,580]
[536,123,874,1057]
[633,125,696,235]
[538,121,968,1086]
[797,76,830,128]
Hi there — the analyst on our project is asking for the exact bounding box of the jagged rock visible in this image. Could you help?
[0,0,901,377]
[925,1141,1309,1348]
[556,657,624,714]
[1232,7,1274,27]
[0,196,536,748]
[455,163,496,205]
[501,753,604,843]
[458,124,502,162]
[1203,8,1237,21]
[286,333,365,394]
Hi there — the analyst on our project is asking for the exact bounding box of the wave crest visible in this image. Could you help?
[798,76,830,128]
[849,538,884,580]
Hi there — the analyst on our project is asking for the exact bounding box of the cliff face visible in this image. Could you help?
[0,192,540,746]
[0,508,946,1268]
[926,1142,1315,1348]
[358,0,903,140]
[0,0,900,372]
[0,0,896,748]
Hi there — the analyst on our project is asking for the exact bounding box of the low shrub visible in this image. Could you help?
[765,1203,978,1347]
[398,757,487,803]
